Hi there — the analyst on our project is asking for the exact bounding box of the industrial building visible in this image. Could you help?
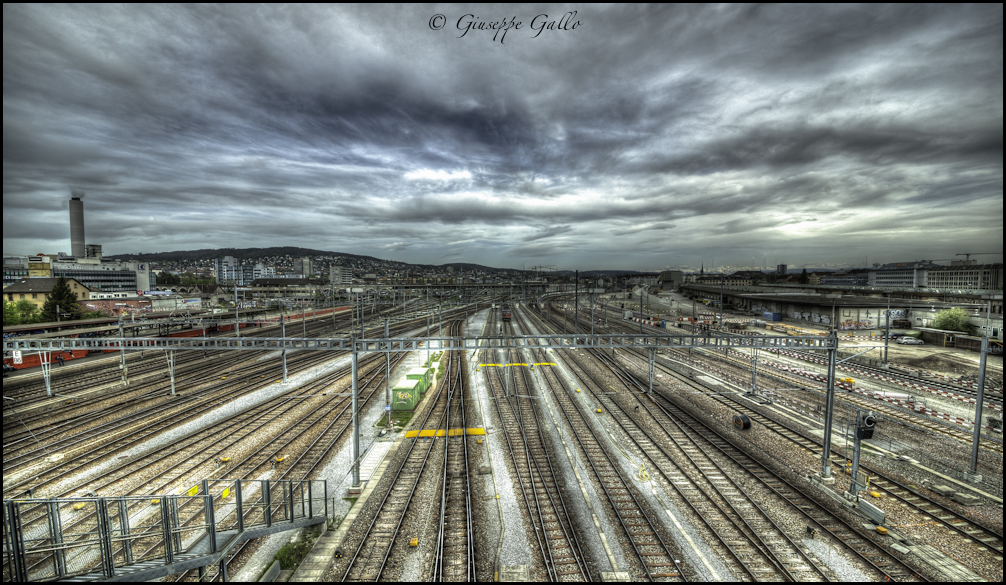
[925,263,1003,290]
[867,261,939,287]
[819,270,869,286]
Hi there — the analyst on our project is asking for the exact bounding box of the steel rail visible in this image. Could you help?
[519,307,685,582]
[340,319,462,582]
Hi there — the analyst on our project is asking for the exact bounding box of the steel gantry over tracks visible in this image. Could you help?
[3,333,846,485]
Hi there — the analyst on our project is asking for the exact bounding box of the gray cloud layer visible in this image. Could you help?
[3,4,1002,270]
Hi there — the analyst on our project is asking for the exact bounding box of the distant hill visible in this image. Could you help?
[104,247,389,264]
[104,248,519,273]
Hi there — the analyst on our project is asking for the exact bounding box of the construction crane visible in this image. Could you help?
[956,253,999,262]
[530,265,555,280]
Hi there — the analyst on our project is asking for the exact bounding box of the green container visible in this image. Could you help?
[407,367,432,394]
[392,379,420,411]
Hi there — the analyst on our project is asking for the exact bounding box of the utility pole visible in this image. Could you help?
[968,298,993,480]
[351,340,360,487]
[751,348,759,395]
[118,315,128,385]
[574,270,578,337]
[386,319,391,429]
[234,283,240,338]
[639,284,643,334]
[280,305,288,383]
[719,274,724,330]
[820,331,839,483]
[883,296,891,367]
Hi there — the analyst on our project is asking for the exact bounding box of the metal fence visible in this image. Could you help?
[3,479,326,582]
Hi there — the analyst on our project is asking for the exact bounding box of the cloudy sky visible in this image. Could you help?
[3,4,1002,271]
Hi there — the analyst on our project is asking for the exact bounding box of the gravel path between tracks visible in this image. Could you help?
[463,309,511,581]
[465,318,534,569]
[522,309,728,580]
[801,536,872,581]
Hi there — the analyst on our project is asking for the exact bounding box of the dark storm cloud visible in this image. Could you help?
[3,4,1002,269]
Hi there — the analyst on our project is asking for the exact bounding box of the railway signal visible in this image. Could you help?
[856,414,876,440]
[849,410,875,497]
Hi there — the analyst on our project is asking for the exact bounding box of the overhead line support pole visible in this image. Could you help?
[166,350,176,396]
[648,348,654,395]
[351,341,361,487]
[235,284,240,338]
[281,306,287,383]
[969,333,988,478]
[386,319,391,429]
[118,317,128,385]
[820,331,838,482]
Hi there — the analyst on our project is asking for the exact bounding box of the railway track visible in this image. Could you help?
[582,351,831,581]
[2,351,343,498]
[691,346,1004,457]
[435,330,475,582]
[341,320,464,582]
[646,391,925,581]
[3,309,467,496]
[590,317,1004,537]
[484,318,589,582]
[603,337,1005,580]
[528,305,830,581]
[2,313,350,433]
[515,309,686,581]
[9,353,402,581]
[652,355,1005,560]
[545,302,940,580]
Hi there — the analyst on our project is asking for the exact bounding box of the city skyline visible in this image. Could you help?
[3,5,1003,271]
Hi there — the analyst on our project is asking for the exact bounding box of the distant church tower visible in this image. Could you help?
[700,263,704,276]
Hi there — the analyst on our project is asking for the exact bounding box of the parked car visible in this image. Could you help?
[884,333,906,340]
[897,337,924,345]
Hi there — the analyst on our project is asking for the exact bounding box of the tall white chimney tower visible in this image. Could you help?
[69,193,86,258]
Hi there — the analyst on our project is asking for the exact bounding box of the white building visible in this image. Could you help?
[330,265,352,286]
[867,261,937,288]
[925,262,1003,290]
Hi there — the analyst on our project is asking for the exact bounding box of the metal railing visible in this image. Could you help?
[3,479,326,582]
